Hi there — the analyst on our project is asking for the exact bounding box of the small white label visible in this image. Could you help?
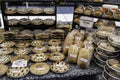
[66,46,69,49]
[80,58,88,63]
[12,70,20,73]
[76,37,81,41]
[37,67,44,70]
[56,65,63,67]
[35,48,43,50]
[80,16,94,28]
[70,54,77,58]
[12,59,27,67]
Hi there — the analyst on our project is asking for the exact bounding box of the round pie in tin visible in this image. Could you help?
[48,39,61,46]
[17,8,30,14]
[31,18,43,25]
[31,40,44,47]
[44,19,55,25]
[14,48,30,55]
[30,63,50,75]
[49,45,62,52]
[31,8,43,14]
[5,7,16,14]
[7,67,29,78]
[31,53,48,62]
[0,48,13,55]
[15,41,30,48]
[7,19,19,26]
[50,61,69,73]
[0,55,11,64]
[0,64,8,76]
[0,41,15,48]
[19,18,31,25]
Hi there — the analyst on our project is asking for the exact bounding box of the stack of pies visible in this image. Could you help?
[0,55,11,64]
[48,39,61,46]
[31,53,48,62]
[7,19,19,26]
[20,30,33,39]
[44,18,55,25]
[30,63,50,75]
[7,67,29,78]
[5,7,17,14]
[14,48,30,55]
[31,18,43,25]
[32,46,47,53]
[0,41,15,48]
[31,40,44,47]
[93,7,103,17]
[15,41,30,48]
[50,61,69,73]
[11,55,29,63]
[31,8,43,14]
[49,52,64,62]
[75,5,84,14]
[49,45,62,52]
[0,48,13,55]
[19,18,31,25]
[44,8,55,14]
[84,5,93,15]
[17,8,30,14]
[0,64,8,76]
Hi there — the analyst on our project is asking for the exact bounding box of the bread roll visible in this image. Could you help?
[77,48,92,68]
[68,45,79,63]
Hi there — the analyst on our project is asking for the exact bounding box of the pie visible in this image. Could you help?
[17,8,30,14]
[0,41,15,48]
[48,39,61,46]
[7,67,29,78]
[0,64,8,76]
[44,8,55,14]
[31,53,48,62]
[0,55,11,64]
[31,18,43,25]
[50,61,69,73]
[31,8,43,14]
[5,7,16,14]
[19,18,31,25]
[30,63,50,75]
[93,7,103,17]
[32,46,47,53]
[75,5,84,14]
[31,40,44,47]
[49,45,62,52]
[49,52,64,61]
[14,48,30,55]
[15,41,30,48]
[7,19,19,26]
[84,5,93,15]
[44,19,55,25]
[0,48,13,55]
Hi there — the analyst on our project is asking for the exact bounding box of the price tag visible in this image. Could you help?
[12,70,20,73]
[70,54,77,58]
[12,59,27,67]
[66,46,69,49]
[37,67,44,70]
[80,16,94,28]
[35,48,43,50]
[56,65,63,67]
[80,58,88,63]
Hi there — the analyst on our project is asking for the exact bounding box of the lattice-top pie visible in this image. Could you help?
[0,41,15,48]
[30,63,50,75]
[48,39,61,46]
[0,48,13,55]
[7,19,19,26]
[31,18,43,25]
[31,40,44,47]
[19,18,31,25]
[7,67,29,78]
[31,8,43,14]
[0,55,11,64]
[5,7,16,14]
[31,53,48,62]
[44,8,55,14]
[49,45,62,52]
[0,64,8,76]
[44,19,55,25]
[50,61,69,73]
[15,41,30,48]
[17,8,30,14]
[14,48,30,55]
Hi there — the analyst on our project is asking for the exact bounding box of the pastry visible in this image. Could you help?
[68,45,79,63]
[30,63,49,75]
[44,19,55,25]
[93,7,103,17]
[31,40,44,47]
[49,45,62,52]
[35,32,50,39]
[49,52,64,61]
[0,64,8,76]
[48,39,61,46]
[17,8,30,14]
[104,9,113,18]
[84,5,93,15]
[15,41,30,48]
[75,5,84,14]
[5,7,16,14]
[0,55,11,64]
[114,10,120,20]
[31,8,43,14]
[11,55,29,63]
[31,53,48,62]
[0,41,15,48]
[32,46,47,53]
[7,19,19,26]
[44,8,55,14]
[0,48,13,55]
[14,48,30,55]
[7,67,29,78]
[31,18,43,25]
[50,61,69,73]
[19,18,31,25]
[77,48,92,68]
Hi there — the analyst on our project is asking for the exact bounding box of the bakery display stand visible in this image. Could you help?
[1,0,57,31]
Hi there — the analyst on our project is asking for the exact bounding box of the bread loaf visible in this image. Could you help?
[68,45,79,63]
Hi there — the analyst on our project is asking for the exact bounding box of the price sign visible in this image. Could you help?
[12,59,27,67]
[80,16,94,28]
